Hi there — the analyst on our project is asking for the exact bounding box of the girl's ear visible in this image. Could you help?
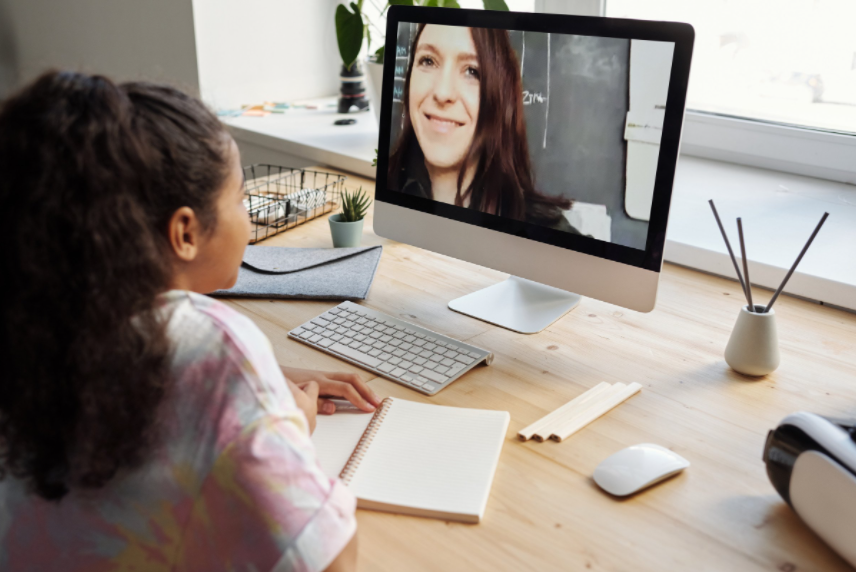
[167,206,201,262]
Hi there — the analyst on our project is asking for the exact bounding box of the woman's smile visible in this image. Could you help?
[423,112,466,134]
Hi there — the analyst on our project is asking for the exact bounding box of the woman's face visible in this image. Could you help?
[409,25,480,170]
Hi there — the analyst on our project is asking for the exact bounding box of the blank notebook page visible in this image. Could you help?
[347,399,510,520]
[311,408,373,479]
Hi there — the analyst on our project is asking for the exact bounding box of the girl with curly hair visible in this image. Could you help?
[0,71,374,572]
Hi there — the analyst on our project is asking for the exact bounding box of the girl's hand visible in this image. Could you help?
[286,378,319,433]
[281,366,381,415]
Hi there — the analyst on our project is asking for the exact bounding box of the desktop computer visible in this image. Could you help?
[289,7,693,394]
[373,6,694,333]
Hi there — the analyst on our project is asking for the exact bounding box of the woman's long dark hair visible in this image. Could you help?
[389,24,570,221]
[0,71,230,501]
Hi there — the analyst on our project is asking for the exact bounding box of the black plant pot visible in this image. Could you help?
[338,62,370,114]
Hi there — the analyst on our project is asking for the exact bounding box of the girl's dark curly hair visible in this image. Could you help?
[0,71,230,501]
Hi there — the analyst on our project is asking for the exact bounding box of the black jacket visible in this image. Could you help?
[393,144,582,235]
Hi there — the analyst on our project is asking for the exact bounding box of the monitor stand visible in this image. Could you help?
[448,276,581,334]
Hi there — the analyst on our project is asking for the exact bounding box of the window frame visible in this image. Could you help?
[536,0,856,186]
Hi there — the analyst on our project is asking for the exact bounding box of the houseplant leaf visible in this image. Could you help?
[335,3,364,69]
[482,0,509,10]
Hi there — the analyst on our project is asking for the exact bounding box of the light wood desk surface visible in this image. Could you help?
[226,171,856,571]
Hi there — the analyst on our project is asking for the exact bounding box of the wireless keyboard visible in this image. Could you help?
[288,301,493,395]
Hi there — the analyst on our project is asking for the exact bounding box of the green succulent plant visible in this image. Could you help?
[336,0,509,70]
[340,187,373,222]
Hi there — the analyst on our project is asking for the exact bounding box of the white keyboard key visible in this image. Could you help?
[441,358,455,367]
[434,366,449,375]
[299,331,313,339]
[391,367,407,377]
[447,363,466,376]
[422,382,437,392]
[378,363,395,373]
[309,334,322,343]
[331,343,383,368]
[401,374,414,382]
[388,357,402,365]
[291,328,305,337]
[421,369,448,384]
[319,339,334,348]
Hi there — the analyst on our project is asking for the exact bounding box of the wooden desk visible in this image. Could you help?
[226,171,856,571]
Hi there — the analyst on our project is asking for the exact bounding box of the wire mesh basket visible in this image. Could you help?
[242,164,346,244]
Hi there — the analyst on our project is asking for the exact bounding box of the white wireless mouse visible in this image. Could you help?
[593,443,690,497]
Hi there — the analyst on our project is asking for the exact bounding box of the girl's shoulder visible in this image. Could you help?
[158,290,297,422]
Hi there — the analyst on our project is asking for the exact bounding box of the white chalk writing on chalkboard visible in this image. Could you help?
[396,45,408,57]
[522,91,547,105]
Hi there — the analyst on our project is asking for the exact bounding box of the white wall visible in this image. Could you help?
[0,0,200,96]
[192,0,341,110]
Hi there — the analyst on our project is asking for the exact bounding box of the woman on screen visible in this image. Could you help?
[389,24,580,234]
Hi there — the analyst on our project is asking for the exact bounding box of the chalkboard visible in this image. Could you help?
[390,25,647,250]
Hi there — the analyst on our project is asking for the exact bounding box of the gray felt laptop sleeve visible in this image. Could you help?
[210,245,382,300]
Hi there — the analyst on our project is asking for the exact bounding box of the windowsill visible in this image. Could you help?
[224,99,377,179]
[666,156,856,312]
[225,103,856,312]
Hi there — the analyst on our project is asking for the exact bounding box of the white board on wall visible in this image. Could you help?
[624,39,675,221]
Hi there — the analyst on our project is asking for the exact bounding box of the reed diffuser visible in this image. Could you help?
[709,200,828,375]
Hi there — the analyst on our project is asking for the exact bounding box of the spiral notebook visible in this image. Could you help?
[311,397,510,523]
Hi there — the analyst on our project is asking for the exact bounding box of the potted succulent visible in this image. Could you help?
[329,187,373,247]
[336,0,509,122]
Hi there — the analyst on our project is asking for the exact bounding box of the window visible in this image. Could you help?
[607,0,856,136]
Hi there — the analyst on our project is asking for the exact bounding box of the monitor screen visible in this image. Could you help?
[384,21,676,253]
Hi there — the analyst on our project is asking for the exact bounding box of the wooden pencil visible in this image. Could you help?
[532,383,619,442]
[517,382,611,441]
[551,383,643,442]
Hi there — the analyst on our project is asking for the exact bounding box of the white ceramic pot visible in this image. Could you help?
[365,58,384,125]
[724,304,781,376]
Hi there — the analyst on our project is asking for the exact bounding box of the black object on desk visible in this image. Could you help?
[334,118,357,126]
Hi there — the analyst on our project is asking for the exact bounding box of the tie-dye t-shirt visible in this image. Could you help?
[0,290,356,572]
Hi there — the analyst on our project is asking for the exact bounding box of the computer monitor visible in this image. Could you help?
[373,6,694,333]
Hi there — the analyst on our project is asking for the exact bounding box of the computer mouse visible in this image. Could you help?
[593,443,690,497]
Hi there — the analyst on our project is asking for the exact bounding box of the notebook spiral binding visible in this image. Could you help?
[339,397,394,484]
